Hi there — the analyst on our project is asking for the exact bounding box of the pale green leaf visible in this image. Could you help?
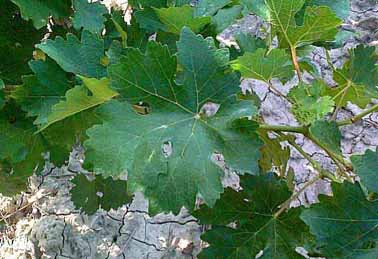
[155,5,211,34]
[39,77,118,131]
[231,48,294,83]
[266,0,342,48]
[288,81,334,125]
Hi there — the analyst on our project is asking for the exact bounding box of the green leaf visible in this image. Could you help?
[196,173,313,259]
[0,119,45,195]
[11,0,72,29]
[288,81,334,125]
[85,28,262,214]
[351,149,378,193]
[266,0,342,48]
[326,45,378,109]
[70,173,133,215]
[129,0,166,8]
[194,0,230,17]
[36,30,107,78]
[73,0,108,34]
[259,131,290,175]
[240,0,269,20]
[39,77,118,131]
[0,0,47,84]
[309,120,342,154]
[212,5,243,33]
[155,5,211,34]
[234,33,266,54]
[12,59,72,125]
[231,48,294,83]
[296,0,350,24]
[301,182,378,259]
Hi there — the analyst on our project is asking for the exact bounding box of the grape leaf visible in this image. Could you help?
[12,59,72,125]
[36,30,107,78]
[259,131,290,175]
[194,0,230,17]
[129,0,166,8]
[155,5,211,34]
[0,119,45,195]
[72,0,108,34]
[212,5,243,33]
[351,149,378,193]
[240,0,269,19]
[288,81,334,125]
[326,45,378,109]
[296,0,350,24]
[38,77,118,131]
[309,120,342,154]
[196,173,313,259]
[0,0,47,84]
[11,0,72,29]
[70,173,133,215]
[301,182,378,259]
[231,48,294,83]
[84,28,262,214]
[266,0,342,48]
[234,33,266,54]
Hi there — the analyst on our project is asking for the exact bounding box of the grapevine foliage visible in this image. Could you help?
[1,0,378,258]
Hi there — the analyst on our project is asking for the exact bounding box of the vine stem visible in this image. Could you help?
[274,175,321,219]
[259,124,307,134]
[337,103,378,126]
[290,46,302,82]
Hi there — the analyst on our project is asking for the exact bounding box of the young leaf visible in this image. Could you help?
[266,0,342,48]
[288,81,334,125]
[38,77,118,131]
[195,173,313,259]
[326,45,378,109]
[0,0,47,84]
[70,174,133,215]
[12,59,72,125]
[11,0,71,29]
[309,120,342,154]
[155,5,211,34]
[296,0,350,23]
[36,30,107,78]
[231,48,294,83]
[351,149,378,193]
[72,0,108,34]
[301,182,378,259]
[84,28,262,214]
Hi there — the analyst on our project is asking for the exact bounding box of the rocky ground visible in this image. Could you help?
[1,0,378,258]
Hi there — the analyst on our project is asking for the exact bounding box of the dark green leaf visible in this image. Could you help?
[309,120,341,154]
[196,173,313,259]
[301,182,378,259]
[70,173,133,214]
